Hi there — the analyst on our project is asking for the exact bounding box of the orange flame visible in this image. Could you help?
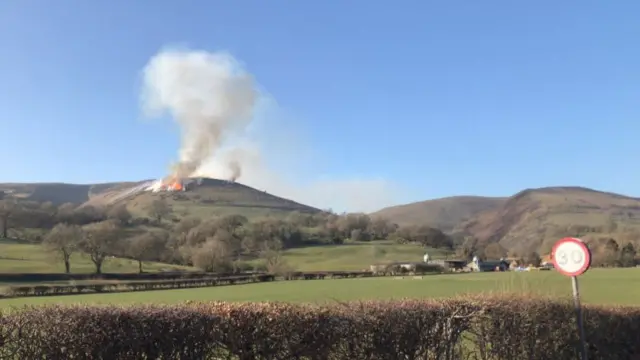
[158,178,184,191]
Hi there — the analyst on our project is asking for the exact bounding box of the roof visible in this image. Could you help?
[479,260,510,266]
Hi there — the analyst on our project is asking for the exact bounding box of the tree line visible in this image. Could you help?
[5,195,635,273]
[453,231,638,268]
[0,197,453,274]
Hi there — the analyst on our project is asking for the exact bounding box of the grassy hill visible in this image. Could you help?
[112,179,320,220]
[371,196,506,231]
[0,182,129,205]
[5,179,640,255]
[372,186,640,253]
[1,178,321,220]
[454,186,640,253]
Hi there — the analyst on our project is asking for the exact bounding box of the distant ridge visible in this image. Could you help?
[0,177,321,219]
[371,195,506,232]
[373,186,640,253]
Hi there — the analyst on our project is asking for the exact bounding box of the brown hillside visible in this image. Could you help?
[371,196,506,232]
[455,186,640,253]
[85,178,321,219]
[0,178,321,220]
[0,182,131,205]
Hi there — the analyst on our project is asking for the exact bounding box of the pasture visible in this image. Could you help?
[255,240,451,271]
[1,268,638,308]
[0,237,443,274]
[0,238,190,274]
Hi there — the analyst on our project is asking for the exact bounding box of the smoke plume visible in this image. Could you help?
[141,48,257,182]
[141,47,404,212]
[227,159,241,182]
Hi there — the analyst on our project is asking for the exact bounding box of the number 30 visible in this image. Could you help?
[557,251,568,265]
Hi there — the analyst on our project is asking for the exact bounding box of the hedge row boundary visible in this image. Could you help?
[1,271,386,299]
[0,270,263,284]
[0,296,638,359]
[0,262,446,284]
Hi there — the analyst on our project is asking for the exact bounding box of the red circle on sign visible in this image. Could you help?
[551,237,592,277]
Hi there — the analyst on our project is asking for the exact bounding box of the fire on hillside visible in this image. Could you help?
[144,177,212,193]
[146,179,187,193]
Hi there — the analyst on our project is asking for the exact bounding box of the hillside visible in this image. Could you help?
[0,178,321,219]
[106,178,321,219]
[455,186,640,253]
[371,196,506,231]
[5,179,640,255]
[0,182,135,205]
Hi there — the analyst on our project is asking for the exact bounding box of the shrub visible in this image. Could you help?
[414,263,445,274]
[0,297,637,359]
[1,272,374,298]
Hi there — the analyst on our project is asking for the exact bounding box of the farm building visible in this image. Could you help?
[429,259,468,271]
[369,261,450,274]
[466,259,510,272]
[369,259,467,274]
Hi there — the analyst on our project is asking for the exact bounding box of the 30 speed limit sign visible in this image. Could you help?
[552,237,591,360]
[552,237,592,277]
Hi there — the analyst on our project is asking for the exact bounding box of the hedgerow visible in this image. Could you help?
[1,271,380,299]
[0,296,638,359]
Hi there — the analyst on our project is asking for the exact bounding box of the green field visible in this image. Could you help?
[0,238,443,274]
[0,238,190,274]
[2,268,638,308]
[252,240,451,271]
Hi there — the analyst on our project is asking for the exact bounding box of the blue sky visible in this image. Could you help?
[0,1,639,211]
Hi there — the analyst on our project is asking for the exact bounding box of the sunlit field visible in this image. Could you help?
[2,268,638,308]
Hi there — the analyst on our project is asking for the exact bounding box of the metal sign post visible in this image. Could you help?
[552,237,592,360]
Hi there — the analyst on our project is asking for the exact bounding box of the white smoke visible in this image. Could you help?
[196,146,402,212]
[142,47,403,212]
[140,48,257,181]
[193,98,405,213]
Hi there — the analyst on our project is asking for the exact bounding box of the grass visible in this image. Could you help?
[0,238,191,274]
[0,237,447,274]
[1,268,638,308]
[268,240,453,271]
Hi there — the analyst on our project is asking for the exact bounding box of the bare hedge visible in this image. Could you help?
[1,272,376,298]
[0,296,638,359]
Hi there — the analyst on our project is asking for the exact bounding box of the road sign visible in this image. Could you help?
[552,237,591,277]
[552,237,590,360]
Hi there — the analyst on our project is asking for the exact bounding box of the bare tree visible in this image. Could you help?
[148,198,172,223]
[523,251,542,267]
[0,200,18,238]
[173,216,201,235]
[71,205,106,225]
[43,223,82,273]
[259,239,292,275]
[191,236,232,272]
[484,243,507,260]
[106,203,132,225]
[56,202,76,223]
[126,232,167,273]
[80,220,121,274]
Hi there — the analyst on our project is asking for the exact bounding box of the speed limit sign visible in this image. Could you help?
[551,237,591,360]
[552,237,592,277]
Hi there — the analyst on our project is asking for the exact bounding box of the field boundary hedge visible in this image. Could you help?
[0,262,447,283]
[0,296,638,359]
[0,271,387,299]
[0,270,263,283]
